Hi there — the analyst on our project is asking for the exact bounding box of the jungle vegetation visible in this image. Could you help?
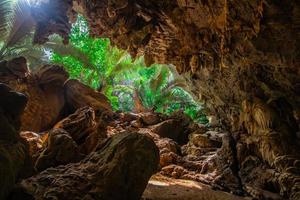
[0,0,208,124]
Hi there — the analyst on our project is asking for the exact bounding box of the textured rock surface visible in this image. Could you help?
[238,98,300,199]
[106,108,298,199]
[0,84,32,200]
[34,128,83,172]
[19,132,159,200]
[0,58,69,132]
[150,119,184,142]
[54,106,102,154]
[20,131,44,157]
[64,79,112,113]
[0,57,114,133]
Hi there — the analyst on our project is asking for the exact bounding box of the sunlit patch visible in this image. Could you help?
[17,0,44,6]
[149,178,204,190]
[148,180,170,186]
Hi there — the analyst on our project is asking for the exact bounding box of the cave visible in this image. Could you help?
[0,0,299,200]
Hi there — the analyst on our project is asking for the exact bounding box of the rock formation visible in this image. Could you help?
[0,57,113,132]
[0,56,163,200]
[54,106,102,154]
[15,132,159,200]
[64,79,112,113]
[0,84,32,200]
[34,128,83,172]
[0,58,69,132]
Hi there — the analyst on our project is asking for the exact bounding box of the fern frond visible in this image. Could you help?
[45,37,95,70]
[4,0,34,48]
[0,0,12,39]
[161,79,188,94]
[149,66,165,93]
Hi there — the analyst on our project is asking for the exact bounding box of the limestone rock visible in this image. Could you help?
[140,112,162,125]
[0,57,29,82]
[150,119,184,144]
[54,106,102,154]
[35,128,83,172]
[20,131,44,156]
[19,132,159,200]
[188,131,223,149]
[0,83,28,135]
[64,79,112,114]
[1,58,69,132]
[120,112,139,122]
[32,0,73,44]
[156,138,181,168]
[0,84,32,200]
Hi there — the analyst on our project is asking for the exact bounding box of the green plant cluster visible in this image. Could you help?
[50,16,208,124]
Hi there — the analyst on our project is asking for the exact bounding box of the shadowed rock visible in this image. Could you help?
[64,79,112,113]
[0,84,32,200]
[54,106,102,154]
[19,132,159,200]
[34,128,84,172]
[0,59,69,132]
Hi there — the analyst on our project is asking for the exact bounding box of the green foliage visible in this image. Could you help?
[0,0,39,66]
[49,15,208,124]
[50,16,109,89]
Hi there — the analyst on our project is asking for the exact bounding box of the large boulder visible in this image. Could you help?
[54,106,103,154]
[34,128,84,172]
[0,57,29,83]
[64,79,112,113]
[17,132,159,200]
[139,112,162,126]
[150,119,185,144]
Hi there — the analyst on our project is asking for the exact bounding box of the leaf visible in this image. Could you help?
[0,0,12,39]
[149,66,165,93]
[4,0,34,48]
[161,79,188,95]
[45,36,95,70]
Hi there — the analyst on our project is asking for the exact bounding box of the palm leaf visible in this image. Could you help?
[44,37,95,70]
[0,0,12,38]
[4,0,34,48]
[161,79,188,94]
[149,66,167,93]
[113,84,135,93]
[106,52,145,79]
[18,46,49,68]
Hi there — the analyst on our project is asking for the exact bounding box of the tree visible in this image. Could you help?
[49,15,208,123]
[0,0,47,68]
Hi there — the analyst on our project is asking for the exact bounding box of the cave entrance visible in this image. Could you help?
[39,15,209,125]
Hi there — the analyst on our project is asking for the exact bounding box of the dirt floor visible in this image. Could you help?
[142,175,251,200]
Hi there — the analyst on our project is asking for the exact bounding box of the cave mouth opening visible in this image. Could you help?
[48,15,209,125]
